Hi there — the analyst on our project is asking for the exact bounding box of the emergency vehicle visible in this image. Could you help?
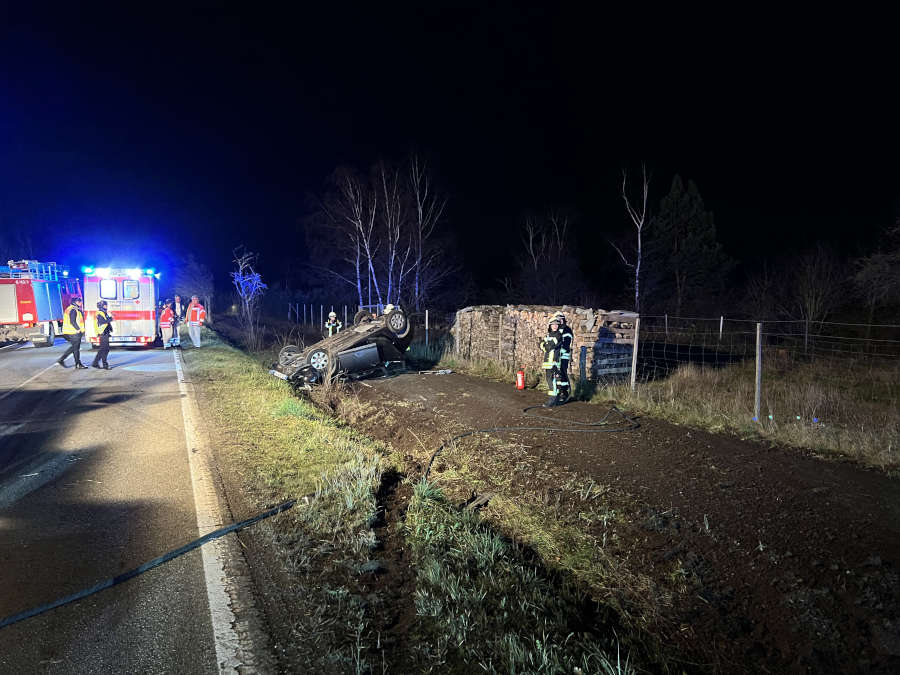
[0,260,81,346]
[82,266,160,347]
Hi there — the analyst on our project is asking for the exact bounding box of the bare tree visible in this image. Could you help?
[514,210,573,304]
[319,168,382,307]
[376,161,413,305]
[313,154,452,310]
[853,222,900,334]
[231,246,268,351]
[611,164,650,314]
[745,260,778,321]
[790,246,842,350]
[409,155,447,310]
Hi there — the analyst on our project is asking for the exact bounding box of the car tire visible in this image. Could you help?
[307,347,337,381]
[353,309,372,326]
[385,308,410,338]
[279,344,301,366]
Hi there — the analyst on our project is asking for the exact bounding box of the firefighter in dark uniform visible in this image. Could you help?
[325,311,342,337]
[58,296,88,368]
[91,300,114,369]
[539,315,563,407]
[554,311,573,404]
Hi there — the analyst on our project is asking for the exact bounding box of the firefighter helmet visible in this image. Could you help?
[97,300,107,310]
[548,314,560,329]
[328,311,337,319]
[384,304,395,314]
[553,311,566,323]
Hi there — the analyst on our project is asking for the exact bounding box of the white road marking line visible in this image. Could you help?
[0,342,23,351]
[173,349,249,673]
[0,363,58,402]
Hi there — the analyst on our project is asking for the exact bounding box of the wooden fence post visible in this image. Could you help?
[755,322,763,421]
[630,317,641,392]
[425,309,429,349]
[719,315,724,342]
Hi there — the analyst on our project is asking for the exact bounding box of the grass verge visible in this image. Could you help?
[182,328,634,672]
[595,360,900,472]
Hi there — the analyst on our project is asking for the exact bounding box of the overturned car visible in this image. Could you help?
[270,306,413,388]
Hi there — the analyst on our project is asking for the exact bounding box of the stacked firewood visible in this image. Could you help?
[450,305,638,382]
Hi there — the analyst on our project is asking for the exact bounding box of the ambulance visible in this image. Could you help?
[82,266,160,347]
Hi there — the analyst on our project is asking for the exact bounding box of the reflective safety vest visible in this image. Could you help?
[559,325,574,360]
[62,305,84,335]
[188,304,206,326]
[325,318,342,336]
[540,334,560,369]
[94,309,113,335]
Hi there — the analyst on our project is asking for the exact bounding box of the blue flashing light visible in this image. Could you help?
[813,417,819,423]
[145,267,155,275]
[82,265,95,274]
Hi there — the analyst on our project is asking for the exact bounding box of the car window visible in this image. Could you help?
[99,279,117,299]
[123,280,140,300]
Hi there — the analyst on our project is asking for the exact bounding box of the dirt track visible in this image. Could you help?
[343,370,900,673]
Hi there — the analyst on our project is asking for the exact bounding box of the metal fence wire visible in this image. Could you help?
[634,315,900,429]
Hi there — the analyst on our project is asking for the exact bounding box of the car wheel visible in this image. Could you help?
[385,308,410,338]
[279,344,301,366]
[308,348,337,381]
[353,309,373,326]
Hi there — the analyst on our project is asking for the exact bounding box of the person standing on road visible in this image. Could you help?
[187,295,206,347]
[539,315,563,407]
[91,300,114,369]
[324,311,342,337]
[159,300,176,349]
[58,296,88,369]
[172,294,186,347]
[554,311,573,404]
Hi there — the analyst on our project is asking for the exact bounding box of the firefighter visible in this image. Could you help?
[554,311,574,404]
[539,315,563,407]
[58,296,88,369]
[91,300,114,369]
[187,295,206,347]
[324,311,342,337]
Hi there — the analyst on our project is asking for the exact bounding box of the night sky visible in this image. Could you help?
[2,4,897,297]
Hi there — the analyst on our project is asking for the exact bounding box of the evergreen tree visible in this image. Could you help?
[649,175,733,315]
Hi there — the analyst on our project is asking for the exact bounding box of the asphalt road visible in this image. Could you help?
[0,339,217,674]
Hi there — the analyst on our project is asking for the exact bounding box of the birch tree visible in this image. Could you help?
[409,155,446,310]
[611,164,650,314]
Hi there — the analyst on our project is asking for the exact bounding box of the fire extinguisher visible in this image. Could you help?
[515,369,525,390]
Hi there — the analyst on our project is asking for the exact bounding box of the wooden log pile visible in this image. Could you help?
[450,305,638,382]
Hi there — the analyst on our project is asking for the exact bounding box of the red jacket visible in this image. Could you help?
[188,303,206,326]
[160,307,175,327]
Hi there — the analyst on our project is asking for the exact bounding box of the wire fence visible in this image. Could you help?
[632,315,900,436]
